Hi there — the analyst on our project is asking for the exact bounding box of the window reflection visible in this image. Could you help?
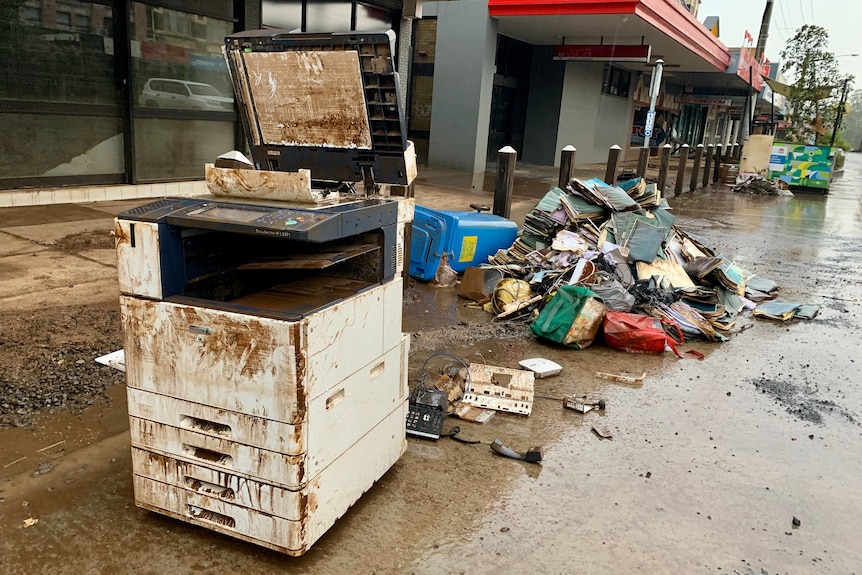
[0,0,116,105]
[355,4,389,31]
[263,1,392,34]
[262,0,302,31]
[130,3,233,111]
[305,1,351,33]
[138,78,233,110]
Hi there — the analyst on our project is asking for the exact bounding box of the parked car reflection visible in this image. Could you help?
[138,78,234,111]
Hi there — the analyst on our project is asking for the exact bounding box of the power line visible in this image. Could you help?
[808,0,815,25]
[773,1,790,43]
[797,0,807,25]
[776,0,791,36]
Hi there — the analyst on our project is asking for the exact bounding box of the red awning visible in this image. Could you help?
[488,0,729,72]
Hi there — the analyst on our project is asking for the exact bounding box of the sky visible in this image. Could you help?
[698,0,862,82]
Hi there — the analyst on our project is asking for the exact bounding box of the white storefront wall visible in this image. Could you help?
[555,62,636,165]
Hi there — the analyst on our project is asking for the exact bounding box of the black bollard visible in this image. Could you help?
[636,147,650,179]
[558,145,576,188]
[713,143,723,183]
[690,144,704,192]
[493,146,517,219]
[703,144,714,187]
[604,145,622,185]
[657,144,672,194]
[675,144,689,196]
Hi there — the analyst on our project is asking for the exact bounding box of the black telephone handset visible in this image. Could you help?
[406,387,448,439]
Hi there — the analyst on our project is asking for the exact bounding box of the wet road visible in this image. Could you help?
[2,157,862,574]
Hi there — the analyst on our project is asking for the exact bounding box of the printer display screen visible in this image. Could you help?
[190,206,270,223]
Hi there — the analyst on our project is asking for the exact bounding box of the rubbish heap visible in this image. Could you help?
[732,173,792,196]
[468,176,816,347]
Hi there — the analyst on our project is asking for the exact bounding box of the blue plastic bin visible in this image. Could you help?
[409,205,519,281]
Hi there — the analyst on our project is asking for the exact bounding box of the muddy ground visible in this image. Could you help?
[1,160,861,574]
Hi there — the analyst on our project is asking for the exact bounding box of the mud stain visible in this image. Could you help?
[749,376,858,424]
[53,229,115,253]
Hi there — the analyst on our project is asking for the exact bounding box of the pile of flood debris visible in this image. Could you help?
[454,176,818,352]
[732,173,793,196]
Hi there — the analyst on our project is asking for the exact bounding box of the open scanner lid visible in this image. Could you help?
[223,29,412,187]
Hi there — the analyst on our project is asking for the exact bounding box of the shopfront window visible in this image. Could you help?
[0,0,242,188]
[0,114,124,180]
[0,1,117,105]
[602,65,631,98]
[131,3,234,111]
[130,3,235,181]
[133,118,233,180]
[0,1,122,185]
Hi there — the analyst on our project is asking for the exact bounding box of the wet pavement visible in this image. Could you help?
[2,157,862,574]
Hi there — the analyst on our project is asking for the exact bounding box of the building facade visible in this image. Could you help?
[407,0,765,172]
[1,0,768,201]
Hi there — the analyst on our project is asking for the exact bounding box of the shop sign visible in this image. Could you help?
[141,42,190,64]
[191,54,228,72]
[553,44,651,62]
[679,96,732,106]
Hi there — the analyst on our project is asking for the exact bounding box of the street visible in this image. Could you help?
[1,156,861,574]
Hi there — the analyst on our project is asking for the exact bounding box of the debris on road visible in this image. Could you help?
[458,266,504,302]
[753,301,820,321]
[439,175,814,352]
[440,425,481,444]
[462,363,535,416]
[32,462,53,477]
[452,404,495,424]
[591,424,613,439]
[518,357,562,378]
[529,285,606,349]
[562,393,606,413]
[3,456,27,469]
[603,311,683,355]
[36,440,66,453]
[732,173,792,196]
[595,371,646,385]
[432,252,458,287]
[94,349,126,372]
[486,279,533,316]
[406,386,448,440]
[490,439,543,463]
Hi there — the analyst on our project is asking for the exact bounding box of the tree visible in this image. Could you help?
[779,25,848,145]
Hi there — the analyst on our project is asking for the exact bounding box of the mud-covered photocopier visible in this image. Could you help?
[114,29,415,555]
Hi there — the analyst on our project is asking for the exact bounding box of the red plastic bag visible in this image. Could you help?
[602,311,684,356]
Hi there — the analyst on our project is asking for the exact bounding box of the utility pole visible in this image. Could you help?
[741,0,774,144]
[830,78,850,148]
[755,0,774,62]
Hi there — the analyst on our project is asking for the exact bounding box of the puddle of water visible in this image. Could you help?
[0,383,128,483]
